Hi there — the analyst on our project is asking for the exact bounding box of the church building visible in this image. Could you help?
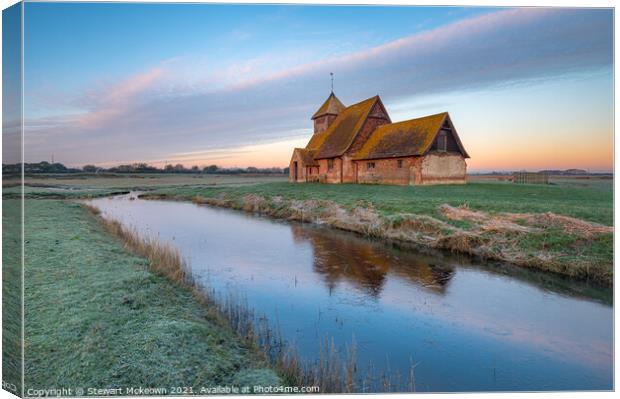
[289,92,469,185]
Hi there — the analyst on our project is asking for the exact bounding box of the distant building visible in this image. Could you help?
[289,92,469,185]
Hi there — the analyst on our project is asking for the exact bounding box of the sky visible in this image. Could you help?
[9,3,614,171]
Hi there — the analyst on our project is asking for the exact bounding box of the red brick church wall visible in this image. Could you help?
[355,157,418,185]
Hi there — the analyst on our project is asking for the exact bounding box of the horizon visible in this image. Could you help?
[6,159,613,175]
[4,4,613,172]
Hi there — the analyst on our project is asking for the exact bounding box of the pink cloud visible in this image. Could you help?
[77,67,165,128]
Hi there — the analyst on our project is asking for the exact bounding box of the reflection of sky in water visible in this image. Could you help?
[90,196,613,392]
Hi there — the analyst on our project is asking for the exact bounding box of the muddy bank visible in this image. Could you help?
[140,192,613,286]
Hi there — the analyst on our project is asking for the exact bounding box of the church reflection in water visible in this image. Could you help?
[290,224,455,297]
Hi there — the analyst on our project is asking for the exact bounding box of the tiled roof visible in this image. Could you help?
[353,112,454,160]
[311,92,345,119]
[313,96,378,159]
[293,148,319,166]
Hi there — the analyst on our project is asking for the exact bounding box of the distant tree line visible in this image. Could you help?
[2,161,289,175]
[2,161,81,174]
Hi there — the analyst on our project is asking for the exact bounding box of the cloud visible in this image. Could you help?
[24,8,612,166]
[76,67,165,128]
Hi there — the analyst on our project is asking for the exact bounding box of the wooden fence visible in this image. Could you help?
[512,171,549,184]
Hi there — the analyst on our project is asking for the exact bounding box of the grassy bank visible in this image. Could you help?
[21,199,280,391]
[2,200,23,395]
[141,180,613,285]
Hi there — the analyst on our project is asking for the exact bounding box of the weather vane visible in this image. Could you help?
[330,72,334,93]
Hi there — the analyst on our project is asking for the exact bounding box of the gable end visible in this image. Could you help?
[425,114,469,158]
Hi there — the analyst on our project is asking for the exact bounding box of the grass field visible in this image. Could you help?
[3,174,613,225]
[17,199,279,391]
[2,200,22,395]
[8,174,610,224]
[2,173,287,200]
[146,178,612,225]
[5,172,286,190]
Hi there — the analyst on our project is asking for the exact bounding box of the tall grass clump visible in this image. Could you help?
[82,203,417,393]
